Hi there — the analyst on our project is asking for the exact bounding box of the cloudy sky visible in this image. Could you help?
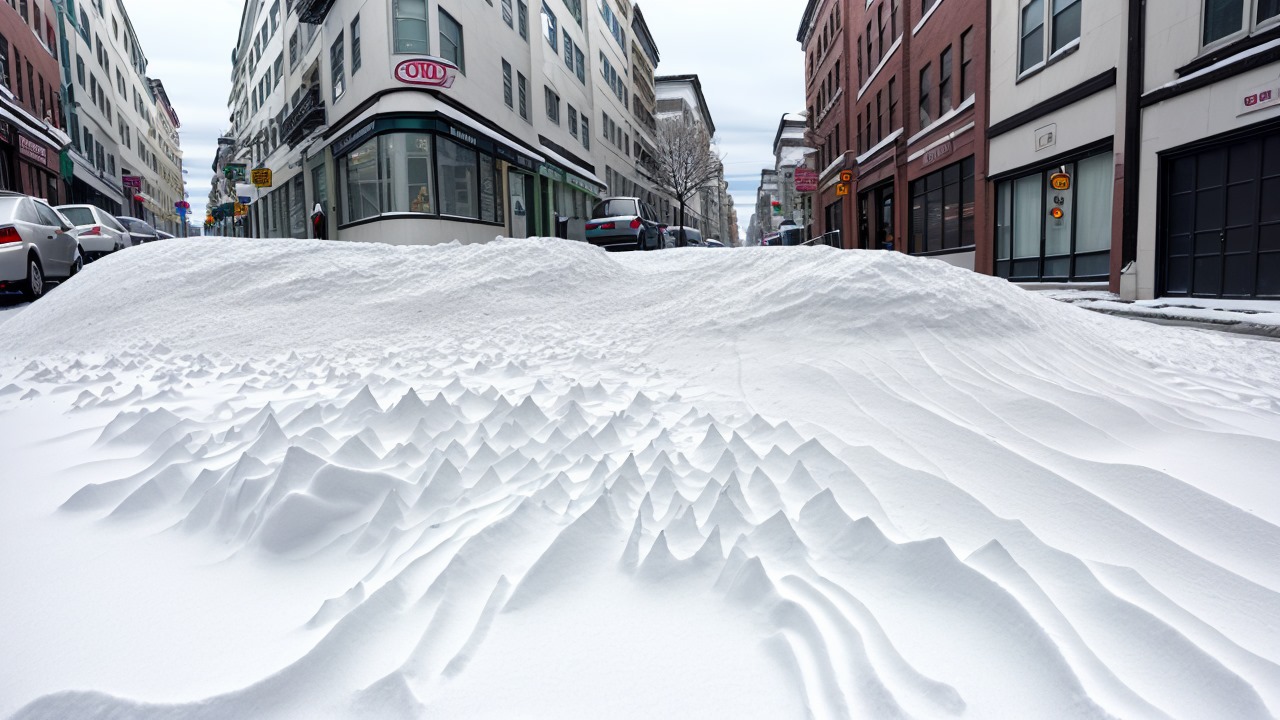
[124,0,808,233]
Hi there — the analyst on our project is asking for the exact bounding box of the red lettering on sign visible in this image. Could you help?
[1246,94,1259,106]
[1261,90,1274,103]
[394,58,458,89]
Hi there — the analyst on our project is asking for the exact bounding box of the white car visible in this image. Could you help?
[0,192,81,300]
[57,204,131,262]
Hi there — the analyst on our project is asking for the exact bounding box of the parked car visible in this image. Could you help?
[156,230,174,240]
[585,197,663,252]
[664,226,704,248]
[0,192,81,300]
[57,204,131,262]
[704,238,726,248]
[116,216,159,245]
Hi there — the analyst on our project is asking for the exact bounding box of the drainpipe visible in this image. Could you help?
[1121,0,1145,272]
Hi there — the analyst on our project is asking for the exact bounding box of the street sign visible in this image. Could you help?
[839,170,853,183]
[794,167,818,193]
[251,168,273,188]
[223,163,247,182]
[122,175,142,189]
[1050,173,1071,191]
[836,183,850,197]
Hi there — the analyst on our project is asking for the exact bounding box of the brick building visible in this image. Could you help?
[0,0,70,204]
[799,0,852,247]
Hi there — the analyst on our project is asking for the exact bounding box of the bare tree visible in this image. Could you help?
[652,114,724,247]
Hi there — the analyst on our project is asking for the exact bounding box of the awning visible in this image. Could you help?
[69,151,125,204]
[537,144,606,195]
[0,91,72,151]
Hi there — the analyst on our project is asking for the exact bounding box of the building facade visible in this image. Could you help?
[799,0,851,247]
[57,0,185,232]
[654,73,728,239]
[1137,0,1280,299]
[0,0,72,204]
[219,0,684,246]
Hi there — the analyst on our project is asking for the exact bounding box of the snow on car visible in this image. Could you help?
[0,238,1278,719]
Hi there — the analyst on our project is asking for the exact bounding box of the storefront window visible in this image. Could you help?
[995,150,1112,280]
[437,137,478,218]
[379,133,435,213]
[340,138,381,223]
[909,156,974,253]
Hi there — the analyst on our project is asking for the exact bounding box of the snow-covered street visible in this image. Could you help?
[1,238,1278,719]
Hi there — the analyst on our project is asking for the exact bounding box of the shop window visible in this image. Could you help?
[340,138,380,223]
[394,0,430,54]
[994,151,1113,280]
[909,156,974,254]
[437,137,478,219]
[439,9,464,73]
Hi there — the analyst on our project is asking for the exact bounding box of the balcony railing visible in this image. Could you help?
[281,86,326,147]
[294,0,337,24]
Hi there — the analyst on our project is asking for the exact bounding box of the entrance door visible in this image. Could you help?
[1163,130,1280,298]
[877,185,895,251]
[509,170,533,239]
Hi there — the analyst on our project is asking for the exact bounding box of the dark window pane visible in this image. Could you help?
[1169,195,1194,235]
[943,179,960,248]
[1171,156,1196,193]
[1263,178,1280,222]
[1195,190,1224,232]
[1073,251,1110,278]
[1258,255,1280,296]
[926,187,943,252]
[1203,0,1243,45]
[1229,141,1259,183]
[1197,149,1226,189]
[1051,0,1080,52]
[1264,135,1280,177]
[1226,184,1256,227]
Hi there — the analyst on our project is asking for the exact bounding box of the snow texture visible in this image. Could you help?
[0,238,1278,719]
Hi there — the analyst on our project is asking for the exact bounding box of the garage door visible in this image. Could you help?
[1162,129,1280,299]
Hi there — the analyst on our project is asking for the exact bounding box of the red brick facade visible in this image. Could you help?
[0,0,66,203]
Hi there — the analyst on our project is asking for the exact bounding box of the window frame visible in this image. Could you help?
[1019,0,1082,79]
[1200,0,1280,52]
[438,8,465,74]
[392,0,430,55]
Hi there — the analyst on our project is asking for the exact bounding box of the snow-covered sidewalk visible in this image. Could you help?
[1040,289,1280,339]
[1,239,1278,719]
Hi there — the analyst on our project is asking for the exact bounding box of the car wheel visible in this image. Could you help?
[71,247,84,276]
[23,256,44,301]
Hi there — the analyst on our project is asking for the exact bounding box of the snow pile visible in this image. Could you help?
[1,239,1279,719]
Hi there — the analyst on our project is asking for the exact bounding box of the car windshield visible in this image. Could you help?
[592,199,638,219]
[60,208,96,226]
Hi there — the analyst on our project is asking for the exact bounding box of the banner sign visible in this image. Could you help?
[794,167,818,193]
[223,163,247,182]
[122,175,142,189]
[251,168,273,188]
[393,57,459,89]
[1241,77,1280,116]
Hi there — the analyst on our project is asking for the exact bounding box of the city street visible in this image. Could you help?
[1,239,1278,718]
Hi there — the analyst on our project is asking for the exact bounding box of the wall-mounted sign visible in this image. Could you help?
[1240,77,1280,116]
[174,200,190,210]
[922,140,953,167]
[1050,172,1071,191]
[836,183,850,197]
[251,168,273,188]
[17,134,47,165]
[839,170,854,183]
[393,57,459,89]
[122,175,142,189]
[1035,123,1057,152]
[223,163,247,182]
[234,202,248,217]
[794,167,818,192]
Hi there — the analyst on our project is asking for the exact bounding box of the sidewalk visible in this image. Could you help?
[1037,290,1280,340]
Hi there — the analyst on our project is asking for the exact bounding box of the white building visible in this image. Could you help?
[221,0,681,245]
[1136,0,1280,300]
[654,73,728,239]
[61,0,185,233]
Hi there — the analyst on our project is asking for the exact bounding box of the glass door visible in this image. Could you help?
[508,170,532,238]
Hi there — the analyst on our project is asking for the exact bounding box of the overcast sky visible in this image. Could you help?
[123,0,808,234]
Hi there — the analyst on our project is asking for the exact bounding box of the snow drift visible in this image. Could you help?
[1,238,1278,719]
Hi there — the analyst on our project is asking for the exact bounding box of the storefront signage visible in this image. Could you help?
[1240,77,1280,116]
[836,183,850,197]
[539,164,567,183]
[922,141,953,167]
[234,202,248,217]
[251,168,273,188]
[17,134,47,165]
[122,175,142,189]
[794,167,818,192]
[839,170,854,183]
[393,57,459,89]
[332,121,377,157]
[223,163,247,182]
[449,127,479,147]
[565,174,600,195]
[1050,172,1071,191]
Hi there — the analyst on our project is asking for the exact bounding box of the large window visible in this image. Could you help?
[1204,0,1280,47]
[394,0,429,54]
[542,2,559,52]
[351,16,361,74]
[563,0,583,24]
[918,63,931,129]
[338,131,503,225]
[909,157,975,254]
[518,72,529,120]
[330,32,345,101]
[1020,0,1080,74]
[961,28,974,98]
[939,46,953,115]
[503,60,513,108]
[995,151,1113,280]
[439,9,464,73]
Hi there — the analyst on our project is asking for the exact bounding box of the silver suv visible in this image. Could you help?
[586,198,663,252]
[0,192,81,300]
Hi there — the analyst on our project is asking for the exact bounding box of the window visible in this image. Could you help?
[876,90,883,142]
[600,0,625,48]
[1020,0,1081,73]
[563,0,583,24]
[891,0,900,39]
[439,9,464,73]
[1203,0,1280,45]
[581,116,589,149]
[545,86,560,124]
[568,105,579,136]
[574,46,585,82]
[340,138,381,222]
[909,156,974,254]
[519,0,529,40]
[518,71,529,120]
[289,30,299,69]
[75,55,84,88]
[437,137,478,218]
[330,32,345,101]
[939,46,953,115]
[503,59,513,108]
[961,28,974,98]
[542,2,559,52]
[394,0,429,54]
[351,16,361,74]
[1051,0,1081,52]
[918,63,931,129]
[564,30,574,70]
[995,152,1112,280]
[502,0,514,27]
[889,76,898,129]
